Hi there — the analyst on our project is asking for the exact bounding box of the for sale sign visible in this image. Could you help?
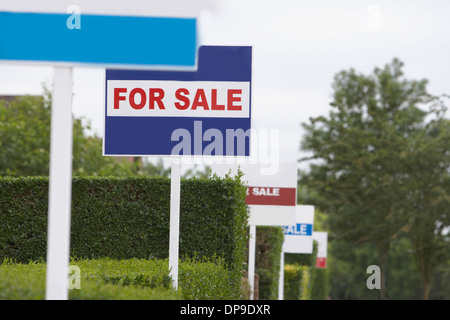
[211,162,297,226]
[283,205,315,254]
[313,231,328,268]
[104,46,252,156]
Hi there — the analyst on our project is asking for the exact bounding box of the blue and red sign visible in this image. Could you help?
[103,45,252,156]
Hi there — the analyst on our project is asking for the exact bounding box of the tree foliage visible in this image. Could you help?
[0,92,211,179]
[0,95,51,176]
[300,58,450,299]
[0,92,139,177]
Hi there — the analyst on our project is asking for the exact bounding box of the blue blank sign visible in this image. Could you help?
[0,12,197,67]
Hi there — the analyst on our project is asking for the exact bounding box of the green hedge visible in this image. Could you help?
[283,241,318,300]
[0,175,249,298]
[283,241,330,300]
[311,268,330,300]
[0,257,239,300]
[255,226,284,300]
[284,240,318,267]
[284,264,312,300]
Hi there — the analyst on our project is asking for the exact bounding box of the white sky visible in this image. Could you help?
[1,0,449,170]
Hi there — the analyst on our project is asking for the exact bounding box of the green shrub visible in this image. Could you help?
[77,257,239,299]
[283,264,302,300]
[254,226,284,300]
[283,241,318,300]
[0,257,242,300]
[73,257,173,289]
[70,280,181,300]
[179,256,237,299]
[311,268,330,300]
[283,264,313,300]
[0,258,180,300]
[0,260,46,300]
[0,175,249,296]
[284,240,318,267]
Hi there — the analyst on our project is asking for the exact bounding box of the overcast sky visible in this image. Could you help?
[1,0,449,170]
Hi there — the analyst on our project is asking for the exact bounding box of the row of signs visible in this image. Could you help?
[102,44,327,266]
[104,44,328,263]
[211,163,327,267]
[1,6,326,301]
[103,41,327,261]
[103,42,328,262]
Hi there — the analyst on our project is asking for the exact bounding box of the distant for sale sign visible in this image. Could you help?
[313,231,328,268]
[211,162,297,226]
[283,205,315,254]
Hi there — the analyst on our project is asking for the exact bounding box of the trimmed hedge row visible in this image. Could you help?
[283,241,319,300]
[0,257,238,300]
[255,226,284,300]
[284,264,312,300]
[0,175,249,298]
[311,268,330,300]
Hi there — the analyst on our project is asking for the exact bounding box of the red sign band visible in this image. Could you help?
[246,187,296,206]
[316,257,327,268]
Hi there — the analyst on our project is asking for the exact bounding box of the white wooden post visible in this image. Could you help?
[169,156,181,289]
[278,248,285,300]
[45,66,73,300]
[248,224,256,299]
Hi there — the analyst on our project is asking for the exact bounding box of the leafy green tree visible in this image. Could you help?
[0,95,51,176]
[141,158,171,177]
[0,92,217,179]
[182,164,211,179]
[0,92,139,177]
[299,58,449,299]
[401,117,450,299]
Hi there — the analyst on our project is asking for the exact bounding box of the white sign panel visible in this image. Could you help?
[106,80,250,118]
[211,162,297,226]
[0,0,210,18]
[282,205,315,254]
